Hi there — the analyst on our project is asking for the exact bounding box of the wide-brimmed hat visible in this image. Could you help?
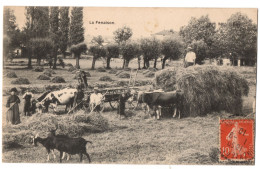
[93,87,99,91]
[10,87,18,92]
[187,46,193,50]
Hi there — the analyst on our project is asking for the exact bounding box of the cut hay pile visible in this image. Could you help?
[108,69,118,74]
[68,66,76,72]
[66,63,73,67]
[6,72,18,78]
[3,111,109,145]
[37,74,51,80]
[145,72,155,78]
[51,76,66,83]
[116,80,128,87]
[11,78,30,84]
[44,69,56,75]
[34,67,44,72]
[96,67,106,72]
[154,65,249,117]
[99,76,113,81]
[118,72,130,78]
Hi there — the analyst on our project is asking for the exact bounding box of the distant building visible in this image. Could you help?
[151,29,176,40]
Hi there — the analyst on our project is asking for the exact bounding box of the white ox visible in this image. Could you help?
[38,88,77,113]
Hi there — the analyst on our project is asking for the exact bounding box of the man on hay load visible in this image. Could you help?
[184,46,196,68]
[89,87,104,113]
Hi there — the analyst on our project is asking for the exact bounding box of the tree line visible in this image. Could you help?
[3,7,257,70]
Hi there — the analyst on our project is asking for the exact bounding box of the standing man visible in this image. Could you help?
[89,87,104,113]
[80,70,88,89]
[22,89,33,116]
[118,88,132,119]
[6,88,21,125]
[73,86,85,112]
[184,47,196,68]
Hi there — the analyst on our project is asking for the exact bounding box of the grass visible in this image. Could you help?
[2,58,256,164]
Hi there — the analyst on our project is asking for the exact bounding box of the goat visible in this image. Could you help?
[50,135,92,163]
[32,133,56,161]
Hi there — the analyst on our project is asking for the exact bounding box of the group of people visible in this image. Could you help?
[5,88,36,125]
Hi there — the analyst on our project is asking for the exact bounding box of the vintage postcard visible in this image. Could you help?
[2,6,257,165]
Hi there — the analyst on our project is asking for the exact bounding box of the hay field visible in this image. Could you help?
[2,57,256,164]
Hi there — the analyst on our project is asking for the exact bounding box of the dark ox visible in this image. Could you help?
[138,90,184,119]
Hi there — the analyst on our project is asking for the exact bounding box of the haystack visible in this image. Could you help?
[37,74,51,80]
[108,69,118,74]
[99,76,113,81]
[118,72,130,78]
[34,67,44,72]
[145,72,155,78]
[6,72,17,78]
[154,65,249,117]
[44,69,56,75]
[96,67,106,72]
[11,78,30,84]
[51,76,66,83]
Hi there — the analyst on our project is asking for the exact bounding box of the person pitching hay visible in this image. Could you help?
[6,88,21,125]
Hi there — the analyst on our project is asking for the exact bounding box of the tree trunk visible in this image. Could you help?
[106,57,111,69]
[53,49,57,69]
[146,59,150,68]
[162,57,167,69]
[125,60,130,68]
[75,54,80,69]
[143,57,146,69]
[37,58,41,66]
[122,59,125,69]
[91,57,96,69]
[62,52,66,59]
[28,51,32,69]
[138,57,141,70]
[154,58,157,68]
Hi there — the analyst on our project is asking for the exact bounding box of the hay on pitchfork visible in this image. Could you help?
[154,65,249,117]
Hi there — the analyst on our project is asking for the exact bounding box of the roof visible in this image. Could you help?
[152,29,175,36]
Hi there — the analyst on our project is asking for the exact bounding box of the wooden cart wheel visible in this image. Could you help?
[109,100,119,110]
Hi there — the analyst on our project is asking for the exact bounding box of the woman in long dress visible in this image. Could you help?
[6,87,21,125]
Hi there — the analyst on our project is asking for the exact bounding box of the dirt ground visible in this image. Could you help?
[2,57,256,164]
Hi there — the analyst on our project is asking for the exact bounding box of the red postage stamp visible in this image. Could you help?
[220,119,254,161]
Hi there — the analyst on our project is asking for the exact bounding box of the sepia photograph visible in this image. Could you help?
[1,5,257,165]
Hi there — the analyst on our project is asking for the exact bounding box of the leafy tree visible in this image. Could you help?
[89,45,107,69]
[49,7,60,69]
[121,41,141,68]
[140,37,161,68]
[190,40,208,64]
[105,43,120,69]
[25,7,50,68]
[70,7,84,45]
[59,7,70,58]
[28,38,53,65]
[3,7,22,63]
[161,35,184,69]
[70,43,87,69]
[113,26,133,45]
[179,15,216,60]
[220,12,257,65]
[91,35,104,46]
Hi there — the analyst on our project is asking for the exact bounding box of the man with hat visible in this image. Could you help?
[73,85,85,112]
[22,88,34,116]
[6,88,21,125]
[117,88,132,119]
[184,46,196,68]
[89,87,103,113]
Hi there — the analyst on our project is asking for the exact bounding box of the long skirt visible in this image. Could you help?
[6,103,20,125]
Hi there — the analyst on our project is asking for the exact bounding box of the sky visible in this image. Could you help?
[7,7,258,40]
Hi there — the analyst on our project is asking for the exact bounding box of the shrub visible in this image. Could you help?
[99,76,113,81]
[37,74,51,80]
[11,78,30,84]
[34,67,44,72]
[118,72,130,78]
[6,72,17,78]
[154,65,249,117]
[51,76,66,83]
